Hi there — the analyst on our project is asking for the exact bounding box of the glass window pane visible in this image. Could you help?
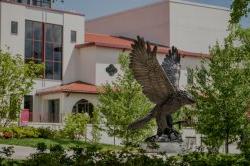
[45,43,53,61]
[53,25,62,43]
[25,21,33,39]
[54,62,62,80]
[11,21,18,34]
[34,41,42,60]
[71,31,76,43]
[45,61,53,79]
[45,24,53,42]
[33,22,42,40]
[54,44,62,61]
[25,39,33,59]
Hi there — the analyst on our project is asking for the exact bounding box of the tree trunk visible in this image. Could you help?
[225,134,229,154]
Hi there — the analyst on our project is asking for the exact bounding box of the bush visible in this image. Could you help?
[63,113,90,140]
[23,148,250,166]
[36,142,47,153]
[11,126,39,138]
[0,125,58,139]
[37,127,56,139]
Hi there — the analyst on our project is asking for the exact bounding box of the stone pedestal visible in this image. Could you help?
[141,142,186,154]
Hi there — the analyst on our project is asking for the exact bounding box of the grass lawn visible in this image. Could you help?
[0,138,122,151]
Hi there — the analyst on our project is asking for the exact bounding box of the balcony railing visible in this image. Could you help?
[1,0,52,8]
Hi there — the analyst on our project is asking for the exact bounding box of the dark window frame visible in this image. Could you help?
[48,99,60,123]
[24,95,33,122]
[71,30,77,43]
[25,20,63,80]
[11,21,18,35]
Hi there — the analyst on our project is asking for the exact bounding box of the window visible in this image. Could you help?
[45,23,63,80]
[71,30,77,43]
[16,0,31,5]
[25,20,63,80]
[48,99,60,123]
[25,21,43,63]
[187,68,194,85]
[24,95,33,121]
[11,21,18,35]
[72,99,94,118]
[32,0,51,8]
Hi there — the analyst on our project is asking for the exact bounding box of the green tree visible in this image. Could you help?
[63,113,90,140]
[0,51,43,126]
[230,0,250,24]
[190,28,250,154]
[96,53,155,146]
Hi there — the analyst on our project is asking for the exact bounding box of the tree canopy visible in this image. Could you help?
[96,53,155,145]
[190,27,250,153]
[230,0,250,24]
[0,51,43,126]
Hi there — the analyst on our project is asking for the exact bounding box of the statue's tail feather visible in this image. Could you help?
[128,111,154,130]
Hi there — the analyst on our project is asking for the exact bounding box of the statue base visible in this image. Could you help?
[141,142,186,154]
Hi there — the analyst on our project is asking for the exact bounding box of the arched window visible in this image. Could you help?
[72,99,93,118]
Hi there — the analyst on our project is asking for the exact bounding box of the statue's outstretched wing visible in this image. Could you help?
[130,36,175,104]
[161,46,181,89]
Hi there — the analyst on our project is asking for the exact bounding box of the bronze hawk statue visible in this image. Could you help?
[128,36,195,142]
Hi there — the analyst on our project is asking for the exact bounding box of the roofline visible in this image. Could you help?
[75,42,210,59]
[86,0,229,22]
[0,0,85,17]
[36,81,98,95]
[36,90,98,96]
[170,0,230,11]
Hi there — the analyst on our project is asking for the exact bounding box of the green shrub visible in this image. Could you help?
[0,125,39,139]
[11,126,39,138]
[36,142,47,153]
[23,147,250,166]
[49,144,64,154]
[63,113,90,140]
[37,127,56,139]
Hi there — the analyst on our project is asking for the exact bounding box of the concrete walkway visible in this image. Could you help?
[0,144,37,160]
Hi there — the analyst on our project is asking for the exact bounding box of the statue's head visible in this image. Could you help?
[177,90,195,105]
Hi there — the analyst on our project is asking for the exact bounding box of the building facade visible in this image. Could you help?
[0,0,233,149]
[86,0,230,53]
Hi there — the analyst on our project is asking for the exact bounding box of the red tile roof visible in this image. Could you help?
[36,81,98,95]
[75,33,210,58]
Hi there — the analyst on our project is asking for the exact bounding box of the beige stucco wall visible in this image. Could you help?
[169,0,230,53]
[86,0,229,54]
[76,46,203,88]
[75,47,97,85]
[33,92,98,123]
[86,1,170,46]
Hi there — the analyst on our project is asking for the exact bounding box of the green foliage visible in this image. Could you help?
[238,124,250,159]
[36,142,47,153]
[91,109,101,143]
[190,27,250,153]
[0,126,60,139]
[230,0,250,24]
[96,53,155,145]
[173,106,196,128]
[63,113,90,140]
[9,147,250,166]
[37,127,56,139]
[0,51,43,126]
[0,125,38,139]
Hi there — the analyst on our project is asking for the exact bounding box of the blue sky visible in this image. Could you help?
[54,0,249,27]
